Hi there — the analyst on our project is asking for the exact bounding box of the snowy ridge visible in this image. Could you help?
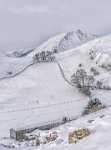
[0,30,97,79]
[56,34,111,66]
[30,29,97,56]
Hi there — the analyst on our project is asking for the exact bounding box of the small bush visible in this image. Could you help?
[82,98,105,115]
[90,56,94,60]
[62,117,69,123]
[53,49,58,53]
[100,64,111,71]
[89,49,96,60]
[101,64,106,68]
[90,67,95,72]
[78,63,83,67]
[90,67,99,76]
[96,81,103,89]
[93,71,99,76]
[7,71,12,75]
[103,86,111,90]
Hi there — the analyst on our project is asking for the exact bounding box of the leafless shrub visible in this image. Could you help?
[82,98,106,115]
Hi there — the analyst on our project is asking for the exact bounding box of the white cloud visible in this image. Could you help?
[0,0,111,51]
[15,6,50,14]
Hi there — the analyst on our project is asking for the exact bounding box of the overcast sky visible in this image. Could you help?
[0,0,111,51]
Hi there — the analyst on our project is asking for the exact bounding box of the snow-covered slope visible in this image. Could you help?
[28,107,111,150]
[0,62,89,137]
[0,51,33,79]
[56,35,111,105]
[0,106,111,150]
[6,48,34,58]
[56,34,111,78]
[30,29,97,56]
[0,30,97,79]
[1,33,111,149]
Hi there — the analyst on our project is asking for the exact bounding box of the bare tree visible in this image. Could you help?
[71,69,95,96]
[76,69,87,88]
[33,51,55,62]
[71,69,95,88]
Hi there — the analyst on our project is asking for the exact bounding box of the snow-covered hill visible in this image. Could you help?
[0,30,96,79]
[56,34,111,79]
[56,35,111,105]
[1,32,111,150]
[30,29,97,56]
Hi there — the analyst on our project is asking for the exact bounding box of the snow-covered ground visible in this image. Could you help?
[56,35,111,105]
[0,51,32,79]
[0,62,89,137]
[0,107,111,150]
[0,32,111,149]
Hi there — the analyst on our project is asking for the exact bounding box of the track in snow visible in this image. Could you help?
[0,99,85,114]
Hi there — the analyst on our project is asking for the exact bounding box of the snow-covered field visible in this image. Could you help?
[0,31,111,149]
[0,106,111,150]
[0,62,89,137]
